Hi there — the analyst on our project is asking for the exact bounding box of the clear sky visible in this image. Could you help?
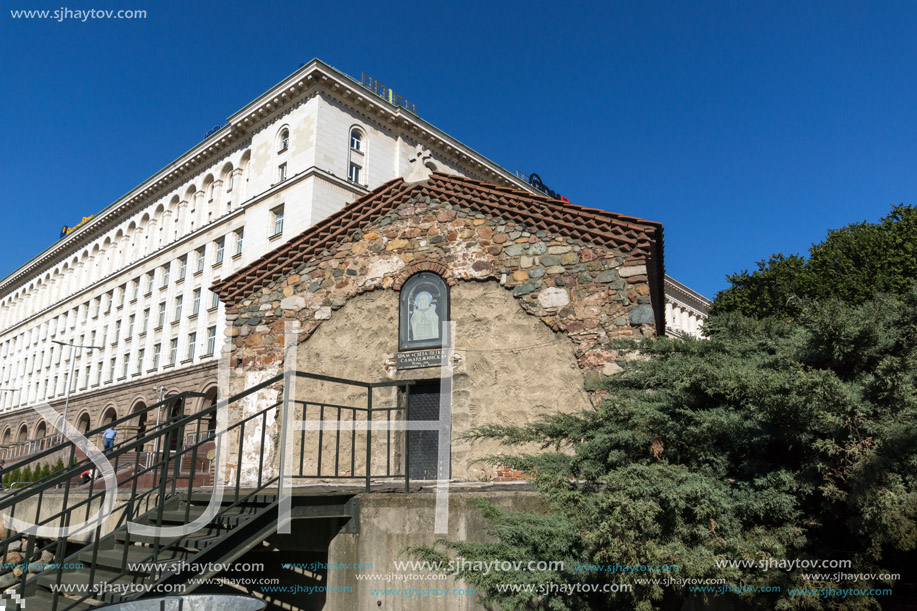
[2,1,915,300]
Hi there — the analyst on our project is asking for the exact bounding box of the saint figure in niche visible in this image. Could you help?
[399,271,447,350]
[410,291,439,340]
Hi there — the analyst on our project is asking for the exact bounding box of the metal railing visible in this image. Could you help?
[0,370,415,609]
[1,433,65,460]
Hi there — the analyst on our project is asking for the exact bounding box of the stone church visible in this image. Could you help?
[213,168,663,487]
[207,169,665,608]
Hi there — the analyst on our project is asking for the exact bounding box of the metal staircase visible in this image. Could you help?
[0,372,412,610]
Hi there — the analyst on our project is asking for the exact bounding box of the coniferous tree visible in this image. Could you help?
[417,290,917,610]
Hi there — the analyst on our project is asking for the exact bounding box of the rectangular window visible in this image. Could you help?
[113,321,121,344]
[122,353,130,378]
[192,288,201,315]
[169,338,178,365]
[278,162,287,182]
[206,326,216,356]
[119,285,126,308]
[108,358,116,382]
[152,344,161,369]
[157,302,166,328]
[271,206,284,236]
[127,314,135,337]
[215,238,225,264]
[146,272,154,294]
[210,291,219,310]
[136,349,144,374]
[174,296,183,322]
[235,229,244,256]
[132,278,140,301]
[161,264,170,288]
[178,256,187,280]
[196,247,206,273]
[105,291,113,313]
[142,308,150,333]
[95,362,103,386]
[348,163,361,183]
[187,332,196,361]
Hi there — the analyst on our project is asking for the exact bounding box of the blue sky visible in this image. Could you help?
[1,1,915,299]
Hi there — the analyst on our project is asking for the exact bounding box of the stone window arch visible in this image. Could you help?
[399,272,448,351]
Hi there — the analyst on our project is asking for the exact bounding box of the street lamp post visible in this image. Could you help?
[52,340,103,432]
[151,385,168,456]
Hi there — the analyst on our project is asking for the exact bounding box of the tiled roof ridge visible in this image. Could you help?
[213,173,663,303]
[427,172,662,232]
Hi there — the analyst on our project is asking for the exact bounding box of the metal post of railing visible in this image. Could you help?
[365,387,372,492]
[404,384,411,493]
[153,418,173,575]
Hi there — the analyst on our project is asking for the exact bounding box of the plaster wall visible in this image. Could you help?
[289,282,591,482]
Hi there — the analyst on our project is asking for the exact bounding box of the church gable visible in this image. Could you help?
[215,174,665,378]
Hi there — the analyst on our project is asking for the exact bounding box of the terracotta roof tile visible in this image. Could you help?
[213,173,665,307]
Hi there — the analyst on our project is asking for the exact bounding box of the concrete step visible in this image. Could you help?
[76,545,191,574]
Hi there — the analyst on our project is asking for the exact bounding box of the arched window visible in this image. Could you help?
[348,127,366,187]
[279,128,289,152]
[399,272,448,350]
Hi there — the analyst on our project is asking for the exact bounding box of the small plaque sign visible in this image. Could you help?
[396,349,446,370]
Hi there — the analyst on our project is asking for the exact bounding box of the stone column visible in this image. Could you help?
[212,179,224,214]
[230,169,243,209]
[175,200,187,235]
[194,191,205,229]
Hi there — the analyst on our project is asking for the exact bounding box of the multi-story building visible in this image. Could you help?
[665,275,711,338]
[0,58,707,453]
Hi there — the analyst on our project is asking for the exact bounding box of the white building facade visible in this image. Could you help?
[0,59,708,449]
[664,275,711,338]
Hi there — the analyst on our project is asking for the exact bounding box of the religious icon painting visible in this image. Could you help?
[399,272,448,350]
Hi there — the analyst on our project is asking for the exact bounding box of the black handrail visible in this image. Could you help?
[0,370,415,609]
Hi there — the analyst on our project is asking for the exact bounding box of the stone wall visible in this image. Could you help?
[221,193,659,482]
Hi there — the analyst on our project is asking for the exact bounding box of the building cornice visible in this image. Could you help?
[664,274,711,313]
[1,59,540,299]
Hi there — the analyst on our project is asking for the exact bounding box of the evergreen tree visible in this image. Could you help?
[712,204,917,318]
[417,290,917,610]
